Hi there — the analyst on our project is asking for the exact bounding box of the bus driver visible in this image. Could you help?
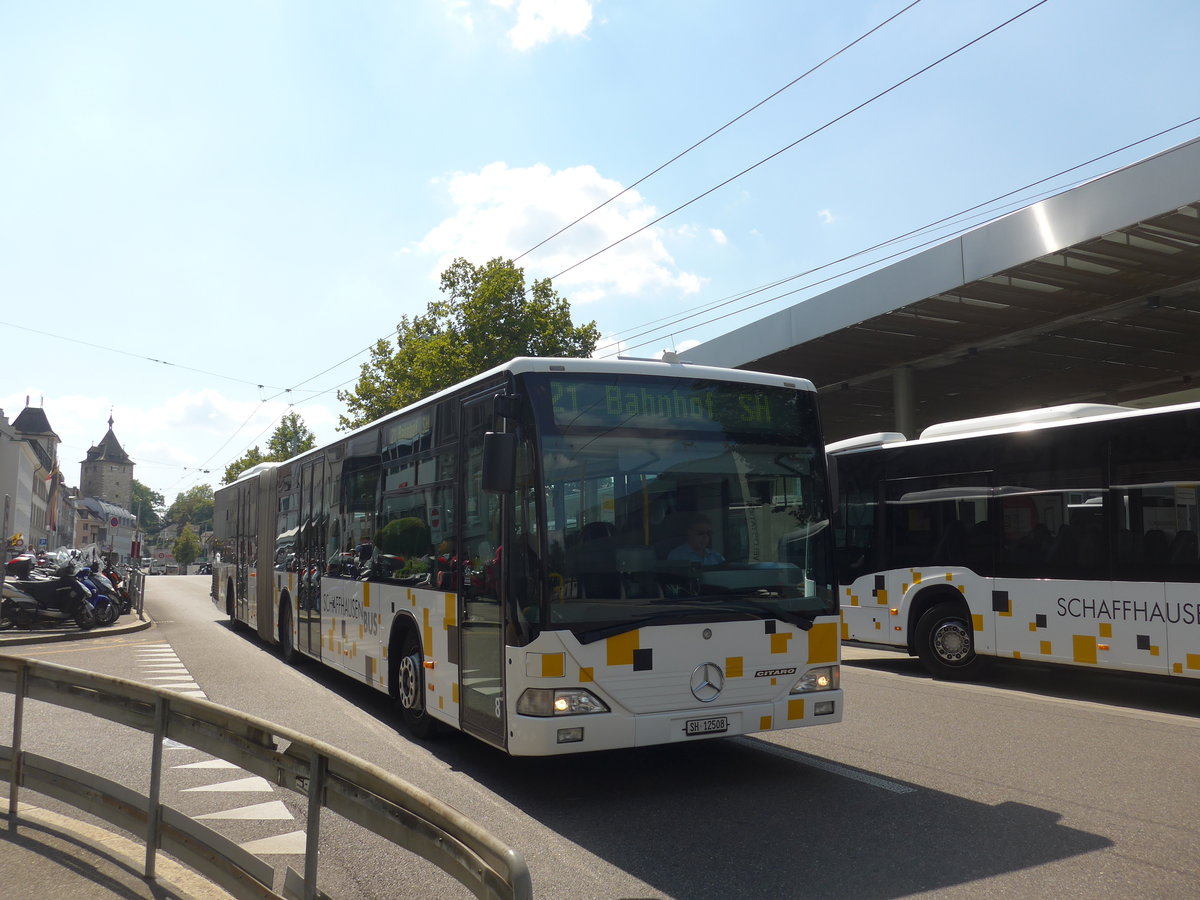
[668,513,725,566]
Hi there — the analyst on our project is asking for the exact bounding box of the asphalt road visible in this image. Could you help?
[4,575,1198,898]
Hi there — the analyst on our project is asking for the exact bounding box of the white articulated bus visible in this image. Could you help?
[828,402,1200,680]
[212,357,842,756]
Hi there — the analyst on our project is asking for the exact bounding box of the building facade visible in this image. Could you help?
[0,406,60,555]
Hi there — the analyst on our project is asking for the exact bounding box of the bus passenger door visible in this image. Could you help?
[457,394,506,747]
[234,483,252,623]
[298,459,324,658]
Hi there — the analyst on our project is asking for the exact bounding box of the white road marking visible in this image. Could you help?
[731,737,916,794]
[174,760,239,770]
[240,830,308,855]
[197,801,295,821]
[183,776,274,793]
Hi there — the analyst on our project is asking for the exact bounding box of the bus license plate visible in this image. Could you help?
[685,716,729,736]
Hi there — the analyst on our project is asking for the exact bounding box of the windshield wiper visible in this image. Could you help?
[574,599,819,645]
[682,595,818,631]
[575,607,758,644]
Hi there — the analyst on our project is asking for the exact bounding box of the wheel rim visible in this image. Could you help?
[931,618,972,664]
[398,651,422,710]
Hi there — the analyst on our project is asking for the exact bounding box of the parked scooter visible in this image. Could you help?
[2,553,97,630]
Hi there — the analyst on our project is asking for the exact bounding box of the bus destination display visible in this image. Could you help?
[547,378,800,434]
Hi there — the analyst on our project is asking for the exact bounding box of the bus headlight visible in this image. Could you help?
[516,688,610,717]
[790,665,840,694]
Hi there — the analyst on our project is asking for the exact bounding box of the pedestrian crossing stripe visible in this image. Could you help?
[197,801,294,821]
[174,759,238,769]
[240,830,308,855]
[183,776,273,793]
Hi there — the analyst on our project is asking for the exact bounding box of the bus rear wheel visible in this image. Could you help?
[395,630,440,739]
[278,601,297,664]
[915,601,987,680]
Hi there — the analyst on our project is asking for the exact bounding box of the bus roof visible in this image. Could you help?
[233,460,282,482]
[828,399,1200,454]
[338,355,818,443]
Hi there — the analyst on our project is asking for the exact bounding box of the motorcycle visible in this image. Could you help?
[77,566,120,627]
[101,562,134,615]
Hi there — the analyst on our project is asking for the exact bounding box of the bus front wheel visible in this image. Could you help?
[915,601,987,680]
[395,630,440,739]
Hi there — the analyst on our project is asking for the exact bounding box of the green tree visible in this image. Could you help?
[166,485,214,533]
[222,446,266,485]
[222,412,317,484]
[173,523,202,568]
[337,257,599,430]
[131,480,165,536]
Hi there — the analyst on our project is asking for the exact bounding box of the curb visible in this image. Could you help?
[3,802,235,900]
[0,613,153,647]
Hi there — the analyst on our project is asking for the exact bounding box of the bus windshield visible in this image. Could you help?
[523,372,836,639]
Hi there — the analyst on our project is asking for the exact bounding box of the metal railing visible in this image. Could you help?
[0,654,532,900]
[127,566,146,618]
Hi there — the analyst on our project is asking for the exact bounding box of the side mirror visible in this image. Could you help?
[482,432,517,493]
[494,393,524,420]
[826,453,841,526]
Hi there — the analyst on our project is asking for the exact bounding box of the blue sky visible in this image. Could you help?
[2,0,1197,508]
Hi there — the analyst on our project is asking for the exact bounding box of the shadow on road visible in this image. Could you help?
[214,621,1117,899]
[434,731,1110,899]
[843,643,1200,720]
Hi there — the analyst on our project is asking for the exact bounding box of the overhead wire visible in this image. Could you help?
[49,1,1188,496]
[596,114,1200,358]
[548,0,1052,282]
[513,0,927,263]
[0,320,312,394]
[171,0,1173,486]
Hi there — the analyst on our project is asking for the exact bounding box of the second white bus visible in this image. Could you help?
[829,401,1200,680]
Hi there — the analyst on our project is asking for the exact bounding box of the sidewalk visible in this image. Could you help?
[1,613,236,899]
[1,803,233,900]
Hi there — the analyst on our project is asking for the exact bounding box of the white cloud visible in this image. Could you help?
[418,161,703,301]
[818,209,835,225]
[495,0,594,50]
[709,228,728,245]
[441,0,475,30]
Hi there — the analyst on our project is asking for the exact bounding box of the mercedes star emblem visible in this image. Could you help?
[690,662,725,702]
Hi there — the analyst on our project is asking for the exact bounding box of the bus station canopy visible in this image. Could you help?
[687,137,1200,441]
